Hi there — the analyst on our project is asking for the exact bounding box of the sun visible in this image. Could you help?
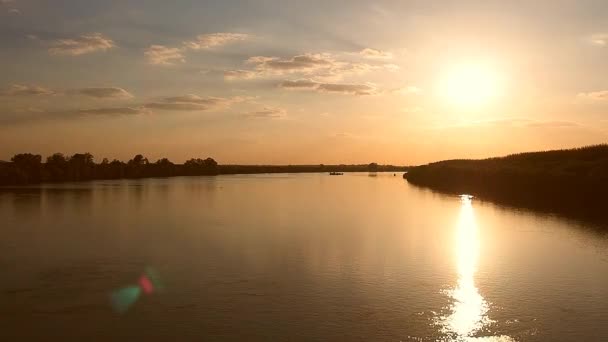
[438,62,502,109]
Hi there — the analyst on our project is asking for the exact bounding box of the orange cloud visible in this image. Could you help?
[48,33,115,56]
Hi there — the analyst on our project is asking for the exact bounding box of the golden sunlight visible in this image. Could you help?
[438,62,503,109]
[439,195,515,341]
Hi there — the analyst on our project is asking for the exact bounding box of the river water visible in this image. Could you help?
[1,173,607,341]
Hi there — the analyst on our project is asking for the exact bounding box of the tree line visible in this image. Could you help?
[0,153,407,186]
[0,153,219,185]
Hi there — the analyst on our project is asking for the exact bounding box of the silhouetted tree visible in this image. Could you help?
[11,153,42,183]
[45,153,68,181]
[68,153,95,180]
[127,154,149,178]
[152,158,175,177]
[184,157,219,175]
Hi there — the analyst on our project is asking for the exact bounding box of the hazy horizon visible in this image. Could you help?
[1,0,608,164]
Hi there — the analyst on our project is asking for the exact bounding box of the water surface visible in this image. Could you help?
[1,173,607,341]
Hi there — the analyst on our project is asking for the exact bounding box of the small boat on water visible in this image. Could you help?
[329,172,344,175]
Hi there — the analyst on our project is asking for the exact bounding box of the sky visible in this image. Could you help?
[1,0,607,165]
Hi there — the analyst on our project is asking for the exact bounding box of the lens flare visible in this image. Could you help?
[110,286,141,314]
[110,267,163,314]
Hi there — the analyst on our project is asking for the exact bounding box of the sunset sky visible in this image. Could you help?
[1,0,607,165]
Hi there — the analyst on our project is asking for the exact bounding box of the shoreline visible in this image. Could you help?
[0,164,408,187]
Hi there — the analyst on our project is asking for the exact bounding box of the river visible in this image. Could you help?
[1,173,607,341]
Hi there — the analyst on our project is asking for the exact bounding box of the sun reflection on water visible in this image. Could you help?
[438,195,514,342]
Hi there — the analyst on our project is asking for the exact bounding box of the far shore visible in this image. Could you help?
[0,153,408,186]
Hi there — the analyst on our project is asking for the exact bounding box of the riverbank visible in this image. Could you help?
[404,144,608,223]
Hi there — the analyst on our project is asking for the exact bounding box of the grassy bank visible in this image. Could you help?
[404,145,608,221]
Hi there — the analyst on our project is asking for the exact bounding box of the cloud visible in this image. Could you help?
[48,33,115,56]
[359,48,393,59]
[525,120,580,128]
[279,79,377,95]
[1,0,18,13]
[0,84,55,96]
[577,90,608,100]
[245,106,286,119]
[242,53,393,82]
[587,33,608,46]
[224,69,258,80]
[330,132,357,138]
[0,105,147,125]
[393,86,421,95]
[382,63,400,72]
[449,118,582,129]
[74,87,133,99]
[77,107,145,116]
[184,33,249,50]
[1,85,135,99]
[144,44,185,65]
[146,33,249,66]
[144,94,244,111]
[247,54,335,74]
[401,106,422,114]
[317,83,377,95]
[0,92,251,124]
[279,79,319,89]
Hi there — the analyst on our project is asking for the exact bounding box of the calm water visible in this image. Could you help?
[1,173,608,341]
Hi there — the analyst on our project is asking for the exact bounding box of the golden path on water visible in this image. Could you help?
[437,195,514,342]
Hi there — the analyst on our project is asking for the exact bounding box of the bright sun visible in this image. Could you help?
[439,63,502,109]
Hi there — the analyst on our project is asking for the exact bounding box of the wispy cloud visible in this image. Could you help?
[247,54,334,74]
[73,87,133,99]
[147,32,249,66]
[525,120,580,128]
[401,106,422,114]
[144,94,245,111]
[77,107,145,116]
[279,79,377,95]
[242,53,392,82]
[317,83,377,95]
[577,90,608,100]
[1,84,135,99]
[245,106,287,119]
[443,118,582,129]
[48,33,116,56]
[224,69,258,80]
[359,48,393,59]
[0,105,147,125]
[0,92,251,124]
[144,45,185,65]
[1,0,19,14]
[279,79,319,89]
[587,33,608,46]
[392,86,421,95]
[330,132,357,139]
[184,33,249,50]
[0,84,55,96]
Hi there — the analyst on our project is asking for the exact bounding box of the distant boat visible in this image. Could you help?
[329,172,344,175]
